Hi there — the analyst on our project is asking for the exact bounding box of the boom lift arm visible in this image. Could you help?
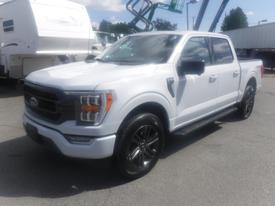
[126,0,230,32]
[209,0,230,32]
[193,0,209,30]
[126,0,185,32]
[127,0,154,32]
[194,0,230,31]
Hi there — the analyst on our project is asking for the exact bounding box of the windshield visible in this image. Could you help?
[98,34,182,65]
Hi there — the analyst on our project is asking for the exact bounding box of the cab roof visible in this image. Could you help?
[131,31,230,39]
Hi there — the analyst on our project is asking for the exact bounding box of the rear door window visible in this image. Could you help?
[211,38,234,64]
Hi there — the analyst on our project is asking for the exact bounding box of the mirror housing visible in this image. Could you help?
[177,60,205,76]
[85,55,96,62]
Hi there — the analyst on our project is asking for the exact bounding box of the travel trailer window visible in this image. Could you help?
[30,1,91,39]
[3,20,14,32]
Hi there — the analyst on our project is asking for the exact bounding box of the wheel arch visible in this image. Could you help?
[238,76,257,103]
[247,76,257,90]
[114,102,171,154]
[238,72,258,102]
[118,102,170,135]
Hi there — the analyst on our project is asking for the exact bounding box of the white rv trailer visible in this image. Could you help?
[0,0,95,79]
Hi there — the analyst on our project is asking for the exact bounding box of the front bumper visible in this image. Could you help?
[23,114,116,159]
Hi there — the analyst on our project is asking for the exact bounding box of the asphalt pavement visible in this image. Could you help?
[0,75,274,206]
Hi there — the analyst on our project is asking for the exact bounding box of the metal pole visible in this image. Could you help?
[186,3,189,30]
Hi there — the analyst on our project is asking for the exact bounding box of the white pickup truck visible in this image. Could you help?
[23,31,263,179]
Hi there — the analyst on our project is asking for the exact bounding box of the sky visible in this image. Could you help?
[78,0,275,31]
[0,0,274,31]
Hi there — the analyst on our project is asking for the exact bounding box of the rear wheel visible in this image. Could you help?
[116,113,165,179]
[238,84,256,119]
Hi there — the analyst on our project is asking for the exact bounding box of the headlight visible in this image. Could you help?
[65,91,113,125]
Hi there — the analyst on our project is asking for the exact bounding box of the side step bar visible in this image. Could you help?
[173,107,238,136]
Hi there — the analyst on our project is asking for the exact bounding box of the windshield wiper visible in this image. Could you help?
[95,58,107,62]
[95,58,125,65]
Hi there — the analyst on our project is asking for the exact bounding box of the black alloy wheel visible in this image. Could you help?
[116,113,165,179]
[239,84,256,119]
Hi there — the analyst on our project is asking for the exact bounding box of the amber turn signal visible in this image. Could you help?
[106,93,113,112]
[81,104,99,113]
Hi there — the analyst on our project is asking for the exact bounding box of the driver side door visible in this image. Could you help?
[174,36,220,129]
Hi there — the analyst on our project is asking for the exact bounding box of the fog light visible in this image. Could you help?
[65,135,93,145]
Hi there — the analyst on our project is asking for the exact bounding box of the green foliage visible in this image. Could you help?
[99,20,132,35]
[99,20,112,33]
[221,7,248,31]
[98,18,177,33]
[111,22,132,34]
[153,18,177,31]
[92,25,98,31]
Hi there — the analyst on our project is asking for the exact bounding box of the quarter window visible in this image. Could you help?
[212,38,234,64]
[180,37,211,66]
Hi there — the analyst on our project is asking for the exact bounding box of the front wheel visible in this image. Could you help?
[238,84,256,119]
[115,113,165,179]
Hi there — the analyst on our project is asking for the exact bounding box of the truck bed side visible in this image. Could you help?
[238,59,263,101]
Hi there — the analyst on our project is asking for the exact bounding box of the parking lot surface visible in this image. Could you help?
[0,76,275,206]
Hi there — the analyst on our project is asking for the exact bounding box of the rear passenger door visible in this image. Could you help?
[210,37,240,109]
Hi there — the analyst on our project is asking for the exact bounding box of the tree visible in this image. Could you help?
[99,20,112,33]
[111,22,132,35]
[153,18,177,31]
[92,25,98,31]
[98,18,177,34]
[99,20,132,35]
[221,7,248,31]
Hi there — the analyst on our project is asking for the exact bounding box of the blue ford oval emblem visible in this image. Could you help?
[29,97,39,108]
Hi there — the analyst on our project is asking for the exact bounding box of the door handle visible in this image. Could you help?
[233,71,240,77]
[209,75,217,83]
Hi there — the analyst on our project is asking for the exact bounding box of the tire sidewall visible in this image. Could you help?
[240,84,255,119]
[116,113,165,179]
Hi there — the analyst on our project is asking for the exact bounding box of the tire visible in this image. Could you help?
[238,84,256,119]
[115,113,165,179]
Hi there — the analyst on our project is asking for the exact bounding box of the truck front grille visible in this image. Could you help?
[24,82,75,123]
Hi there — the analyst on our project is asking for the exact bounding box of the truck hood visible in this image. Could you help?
[26,61,157,90]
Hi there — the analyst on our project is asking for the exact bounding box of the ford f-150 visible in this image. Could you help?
[23,31,263,179]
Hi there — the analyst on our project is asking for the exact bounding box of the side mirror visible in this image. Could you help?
[177,60,205,76]
[85,55,96,61]
[92,46,98,50]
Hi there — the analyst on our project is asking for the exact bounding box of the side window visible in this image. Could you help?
[212,38,234,64]
[181,37,211,66]
[3,20,14,32]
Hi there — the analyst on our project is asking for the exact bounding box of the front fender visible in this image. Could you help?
[115,92,175,131]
